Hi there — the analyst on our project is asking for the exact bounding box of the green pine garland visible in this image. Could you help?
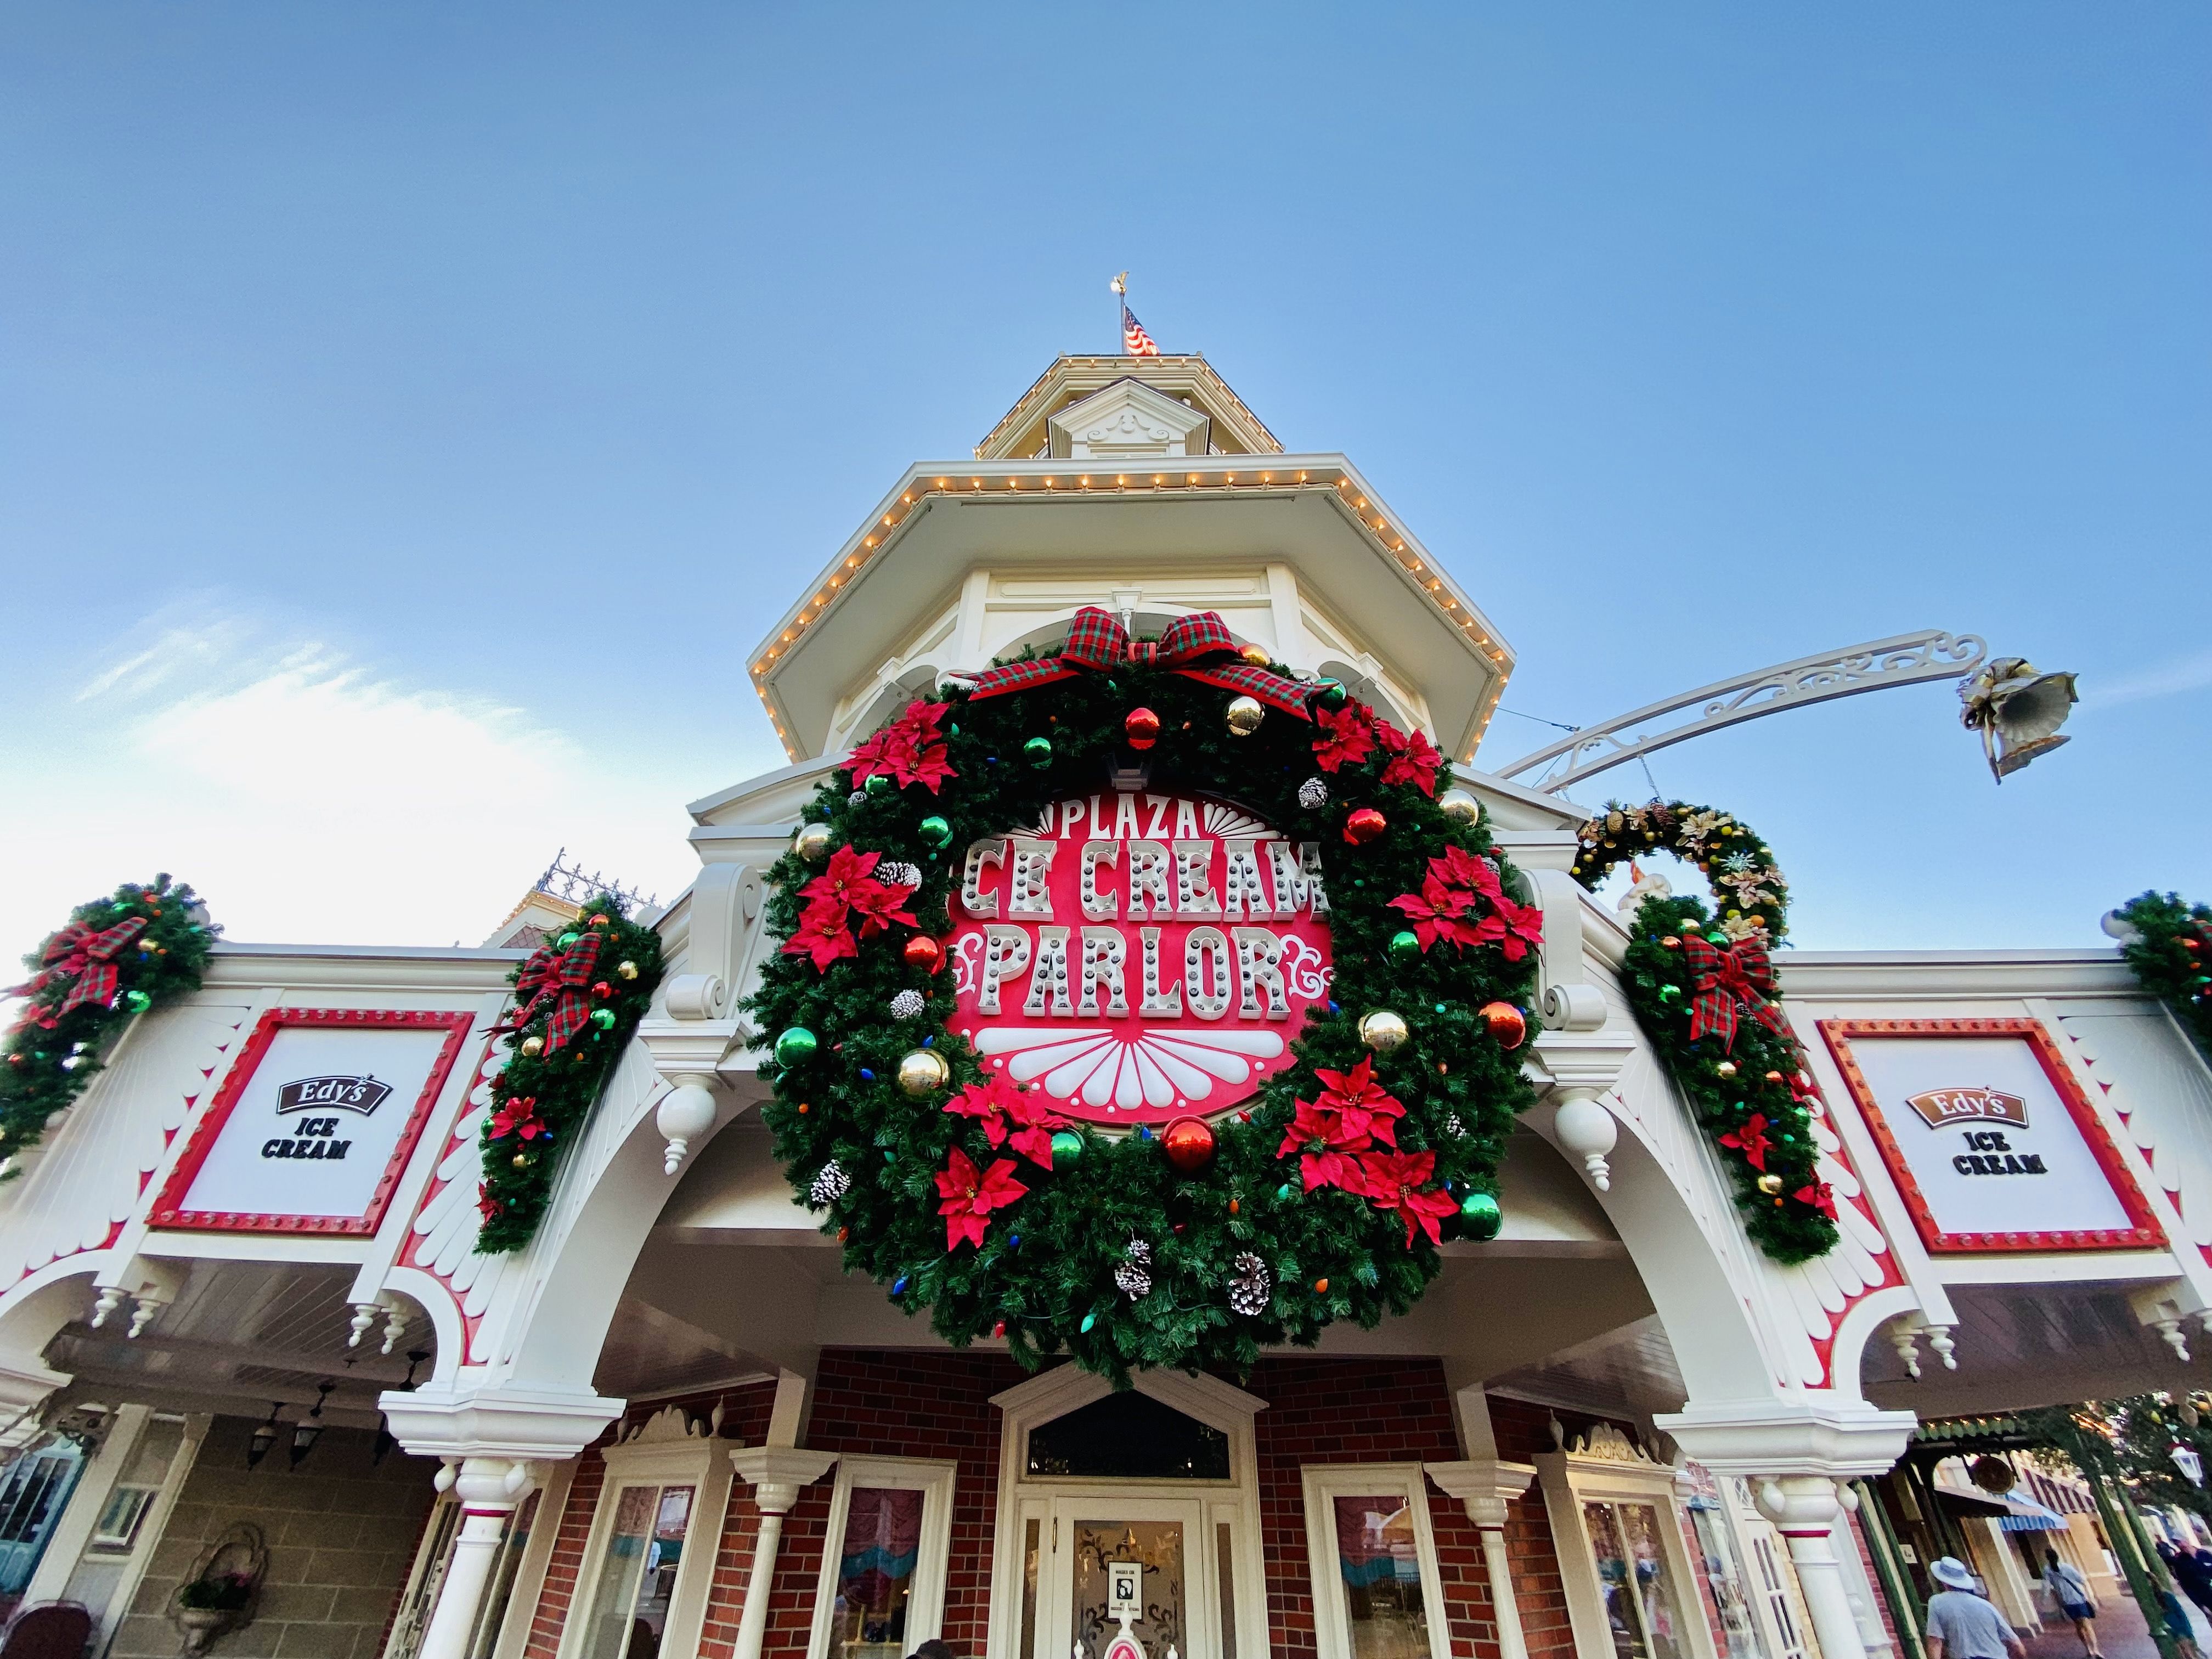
[745,663,1544,1380]
[2112,892,2212,1065]
[475,894,665,1252]
[1572,802,1838,1263]
[2,876,216,1169]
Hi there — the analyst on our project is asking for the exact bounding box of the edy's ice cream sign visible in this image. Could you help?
[948,793,1332,1125]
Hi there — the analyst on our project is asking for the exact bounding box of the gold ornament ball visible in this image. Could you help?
[617,960,639,980]
[1359,1010,1410,1053]
[896,1048,950,1097]
[793,823,834,863]
[1224,695,1265,736]
[512,1153,530,1169]
[520,1035,545,1058]
[1439,790,1480,827]
[1715,1060,1737,1079]
[1238,643,1273,668]
[1757,1173,1784,1195]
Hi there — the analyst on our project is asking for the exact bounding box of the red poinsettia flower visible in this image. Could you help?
[1389,877,1490,952]
[850,701,956,793]
[1795,1181,1839,1221]
[1311,1058,1404,1148]
[1312,703,1378,773]
[945,1074,1068,1167]
[1718,1113,1771,1171]
[1434,844,1504,899]
[798,844,884,922]
[848,868,921,940]
[1277,1099,1373,1193]
[1374,719,1443,798]
[476,1183,502,1223]
[1359,1149,1459,1248]
[935,1147,1028,1250]
[783,919,860,972]
[489,1096,546,1141]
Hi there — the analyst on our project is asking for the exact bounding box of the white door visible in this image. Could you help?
[1042,1493,1217,1659]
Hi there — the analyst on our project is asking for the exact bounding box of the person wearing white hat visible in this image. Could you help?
[1924,1558,2027,1659]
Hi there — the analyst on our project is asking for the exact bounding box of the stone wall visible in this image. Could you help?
[112,1417,438,1659]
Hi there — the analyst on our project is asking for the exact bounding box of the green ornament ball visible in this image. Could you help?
[1458,1192,1503,1239]
[590,1008,617,1030]
[123,990,154,1014]
[918,816,953,849]
[864,772,894,798]
[1315,679,1348,709]
[1049,1129,1084,1166]
[1387,929,1421,964]
[557,931,581,949]
[774,1026,819,1067]
[1023,735,1053,768]
[1657,983,1681,1001]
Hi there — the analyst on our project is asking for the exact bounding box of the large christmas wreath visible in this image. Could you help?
[3,876,216,1167]
[1571,802,1838,1263]
[748,609,1545,1378]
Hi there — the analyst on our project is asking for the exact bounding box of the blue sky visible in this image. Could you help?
[3,4,2207,962]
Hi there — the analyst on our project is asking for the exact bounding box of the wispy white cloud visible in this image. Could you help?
[3,613,704,969]
[2085,652,2212,710]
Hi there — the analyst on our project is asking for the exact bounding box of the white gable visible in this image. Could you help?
[1047,379,1212,459]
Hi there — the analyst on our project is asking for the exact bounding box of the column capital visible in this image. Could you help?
[380,1381,625,1464]
[728,1446,838,1515]
[1425,1459,1537,1530]
[1654,1397,1916,1481]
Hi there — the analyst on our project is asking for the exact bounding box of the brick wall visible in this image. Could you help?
[509,1354,1602,1659]
[112,1416,437,1659]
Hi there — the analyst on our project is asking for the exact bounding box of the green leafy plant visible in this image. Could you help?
[1572,802,1838,1263]
[2,875,216,1168]
[475,894,665,1252]
[2112,892,2212,1065]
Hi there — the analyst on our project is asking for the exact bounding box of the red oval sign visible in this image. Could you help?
[947,793,1333,1126]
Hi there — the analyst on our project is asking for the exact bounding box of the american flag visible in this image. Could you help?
[1122,306,1159,357]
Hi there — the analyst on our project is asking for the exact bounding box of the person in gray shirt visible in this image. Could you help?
[1925,1558,2027,1659]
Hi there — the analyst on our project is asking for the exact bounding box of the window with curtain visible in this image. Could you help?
[828,1487,924,1659]
[583,1485,695,1659]
[1331,1495,1428,1659]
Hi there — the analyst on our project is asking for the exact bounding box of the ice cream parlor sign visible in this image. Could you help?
[947,793,1331,1125]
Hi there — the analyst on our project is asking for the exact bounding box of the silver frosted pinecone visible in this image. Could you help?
[809,1160,851,1208]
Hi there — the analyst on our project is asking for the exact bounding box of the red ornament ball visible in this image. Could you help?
[1161,1115,1217,1173]
[1125,707,1161,750]
[592,980,613,998]
[1344,807,1387,845]
[904,935,944,973]
[1478,1001,1527,1050]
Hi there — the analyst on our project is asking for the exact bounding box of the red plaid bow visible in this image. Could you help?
[966,606,1313,716]
[506,932,603,1054]
[8,916,149,1031]
[1683,934,1788,1052]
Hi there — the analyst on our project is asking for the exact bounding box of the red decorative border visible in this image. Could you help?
[150,1007,473,1236]
[1818,1017,2164,1255]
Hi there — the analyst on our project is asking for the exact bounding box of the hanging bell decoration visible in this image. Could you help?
[1960,656,2079,782]
[896,1048,950,1097]
[1224,696,1266,736]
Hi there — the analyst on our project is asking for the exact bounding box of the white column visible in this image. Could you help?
[417,1459,532,1659]
[1759,1477,1871,1659]
[1426,1460,1538,1659]
[726,1447,839,1659]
